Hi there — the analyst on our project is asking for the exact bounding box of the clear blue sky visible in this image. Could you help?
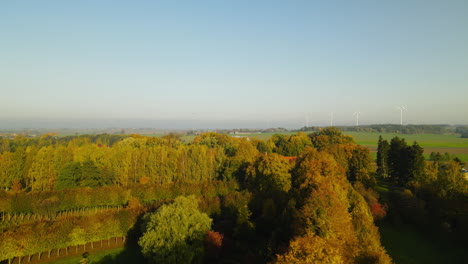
[1,0,467,128]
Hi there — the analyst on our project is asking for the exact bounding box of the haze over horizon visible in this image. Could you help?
[1,0,467,129]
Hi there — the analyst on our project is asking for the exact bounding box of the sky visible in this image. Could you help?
[1,0,467,129]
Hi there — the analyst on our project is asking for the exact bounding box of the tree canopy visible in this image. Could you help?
[139,195,212,264]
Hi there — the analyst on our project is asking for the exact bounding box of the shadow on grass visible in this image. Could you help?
[94,212,147,264]
[93,243,145,264]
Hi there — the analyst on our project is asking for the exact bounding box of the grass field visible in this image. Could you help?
[346,132,468,162]
[378,222,467,264]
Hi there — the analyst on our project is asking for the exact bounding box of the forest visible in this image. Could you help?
[0,128,466,263]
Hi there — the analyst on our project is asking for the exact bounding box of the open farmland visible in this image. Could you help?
[345,132,468,162]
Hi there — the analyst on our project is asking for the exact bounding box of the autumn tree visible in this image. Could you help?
[29,146,56,191]
[246,153,292,193]
[309,127,354,151]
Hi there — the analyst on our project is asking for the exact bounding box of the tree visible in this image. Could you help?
[287,132,313,156]
[405,142,425,184]
[139,196,212,264]
[56,162,82,189]
[388,137,425,186]
[348,146,375,186]
[276,234,344,264]
[80,159,105,187]
[0,152,15,189]
[376,136,390,178]
[388,137,408,184]
[437,161,467,197]
[29,146,56,191]
[309,127,354,150]
[246,153,292,193]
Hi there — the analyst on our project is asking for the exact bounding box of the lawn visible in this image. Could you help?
[378,222,467,264]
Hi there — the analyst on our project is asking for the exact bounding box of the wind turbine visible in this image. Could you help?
[397,105,407,125]
[330,112,334,127]
[353,111,361,126]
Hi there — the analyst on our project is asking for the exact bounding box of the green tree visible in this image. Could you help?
[55,162,82,189]
[376,136,390,178]
[139,195,212,264]
[405,142,425,184]
[388,137,408,184]
[80,159,105,187]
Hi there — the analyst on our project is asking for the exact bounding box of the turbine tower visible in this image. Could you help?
[397,105,407,125]
[353,111,361,126]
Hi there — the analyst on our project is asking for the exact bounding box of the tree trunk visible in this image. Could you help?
[76,245,78,253]
[91,241,94,249]
[84,243,86,251]
[108,238,110,246]
[18,256,22,264]
[66,247,68,255]
[57,248,60,256]
[8,257,11,264]
[101,240,103,247]
[48,249,52,258]
[28,255,31,262]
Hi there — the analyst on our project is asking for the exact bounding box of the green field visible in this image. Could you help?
[345,132,468,148]
[346,132,468,162]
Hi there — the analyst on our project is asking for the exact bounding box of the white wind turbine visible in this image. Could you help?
[397,105,407,125]
[353,111,361,126]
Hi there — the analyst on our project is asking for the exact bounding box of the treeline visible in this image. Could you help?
[376,136,468,243]
[299,124,452,134]
[0,181,235,217]
[456,126,468,138]
[0,129,392,263]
